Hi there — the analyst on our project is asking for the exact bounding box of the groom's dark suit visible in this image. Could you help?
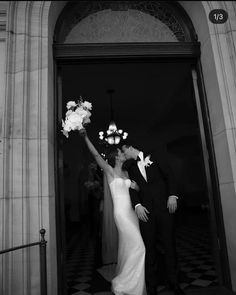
[126,148,179,294]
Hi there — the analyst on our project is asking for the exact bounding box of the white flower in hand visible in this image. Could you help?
[61,112,83,137]
[83,110,92,125]
[66,112,83,130]
[144,155,153,167]
[75,107,87,118]
[62,98,92,138]
[81,101,92,110]
[66,101,77,109]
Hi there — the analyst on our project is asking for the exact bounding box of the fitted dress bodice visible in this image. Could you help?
[109,178,132,213]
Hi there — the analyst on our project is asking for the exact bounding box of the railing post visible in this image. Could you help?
[39,229,47,295]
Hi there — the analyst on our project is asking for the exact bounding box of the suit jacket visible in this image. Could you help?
[126,150,178,211]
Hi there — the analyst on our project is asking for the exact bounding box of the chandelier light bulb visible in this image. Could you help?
[123,132,128,139]
[98,90,128,145]
[107,137,114,145]
[115,136,120,145]
[109,121,117,131]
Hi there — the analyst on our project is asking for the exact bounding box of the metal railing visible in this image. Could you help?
[0,228,47,295]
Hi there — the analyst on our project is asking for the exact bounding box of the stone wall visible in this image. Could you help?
[180,1,236,289]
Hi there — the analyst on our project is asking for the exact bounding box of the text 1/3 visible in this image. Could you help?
[209,9,228,24]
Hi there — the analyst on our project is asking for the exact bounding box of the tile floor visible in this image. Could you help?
[65,218,220,295]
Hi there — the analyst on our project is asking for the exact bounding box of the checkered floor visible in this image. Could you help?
[174,224,218,290]
[65,213,219,294]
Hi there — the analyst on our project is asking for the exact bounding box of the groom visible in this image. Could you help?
[122,143,184,295]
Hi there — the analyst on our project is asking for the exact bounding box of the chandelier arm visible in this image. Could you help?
[99,89,128,146]
[107,89,115,122]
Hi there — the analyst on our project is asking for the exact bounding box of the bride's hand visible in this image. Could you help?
[79,128,87,137]
[130,180,140,191]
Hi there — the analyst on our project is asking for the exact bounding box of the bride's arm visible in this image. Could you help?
[79,129,113,177]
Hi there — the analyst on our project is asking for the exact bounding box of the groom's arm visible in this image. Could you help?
[129,188,142,209]
[129,188,150,222]
[152,149,179,213]
[123,160,143,208]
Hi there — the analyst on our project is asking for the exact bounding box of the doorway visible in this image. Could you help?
[57,59,223,294]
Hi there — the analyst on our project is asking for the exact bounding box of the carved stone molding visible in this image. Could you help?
[54,42,200,60]
[0,9,6,40]
[55,1,196,43]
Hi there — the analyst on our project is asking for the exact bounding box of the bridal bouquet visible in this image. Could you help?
[61,97,92,138]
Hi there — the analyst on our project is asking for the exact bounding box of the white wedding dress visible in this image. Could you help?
[109,177,146,295]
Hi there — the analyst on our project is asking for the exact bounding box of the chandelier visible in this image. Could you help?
[99,89,128,145]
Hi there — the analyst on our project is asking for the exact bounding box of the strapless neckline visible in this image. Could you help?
[110,177,130,184]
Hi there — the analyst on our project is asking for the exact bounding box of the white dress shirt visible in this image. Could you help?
[137,151,147,181]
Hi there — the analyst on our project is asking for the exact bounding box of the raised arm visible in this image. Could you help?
[79,129,113,176]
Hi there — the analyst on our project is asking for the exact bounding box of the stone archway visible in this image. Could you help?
[180,2,236,291]
[1,1,236,294]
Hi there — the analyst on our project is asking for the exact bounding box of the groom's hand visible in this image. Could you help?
[135,205,149,222]
[130,180,140,191]
[167,196,177,213]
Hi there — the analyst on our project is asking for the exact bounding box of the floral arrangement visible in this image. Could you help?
[61,97,92,138]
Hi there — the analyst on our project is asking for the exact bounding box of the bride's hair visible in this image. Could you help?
[122,140,138,150]
[106,148,119,168]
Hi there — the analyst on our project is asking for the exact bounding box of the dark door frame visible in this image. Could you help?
[53,42,231,294]
[54,62,67,295]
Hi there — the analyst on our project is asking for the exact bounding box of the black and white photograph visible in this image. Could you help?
[0,1,236,295]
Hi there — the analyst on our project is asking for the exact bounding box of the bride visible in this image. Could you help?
[79,128,146,295]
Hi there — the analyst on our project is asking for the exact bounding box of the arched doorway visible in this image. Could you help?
[53,1,229,294]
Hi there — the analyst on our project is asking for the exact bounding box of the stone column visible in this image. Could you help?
[181,1,236,290]
[0,2,57,295]
[0,1,7,293]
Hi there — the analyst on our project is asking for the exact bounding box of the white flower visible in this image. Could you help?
[66,101,77,109]
[62,98,92,137]
[144,155,153,167]
[63,113,83,132]
[67,112,83,125]
[75,107,88,118]
[66,110,73,117]
[81,101,92,110]
[83,110,92,125]
[62,130,69,138]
